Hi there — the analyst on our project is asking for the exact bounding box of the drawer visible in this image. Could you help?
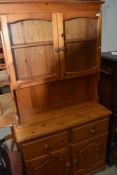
[22,131,68,160]
[72,118,109,144]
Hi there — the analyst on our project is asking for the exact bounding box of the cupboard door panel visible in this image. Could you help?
[1,14,59,89]
[65,18,97,40]
[13,45,56,81]
[72,134,107,175]
[57,13,100,79]
[65,40,97,73]
[10,19,53,45]
[25,149,70,175]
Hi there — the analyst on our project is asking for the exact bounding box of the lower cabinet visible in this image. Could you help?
[72,134,108,175]
[21,118,109,175]
[25,149,71,175]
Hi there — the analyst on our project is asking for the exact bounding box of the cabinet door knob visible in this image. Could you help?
[60,46,66,52]
[61,33,64,38]
[90,127,96,134]
[73,158,78,164]
[55,47,60,52]
[96,13,100,17]
[66,162,71,167]
[44,144,49,150]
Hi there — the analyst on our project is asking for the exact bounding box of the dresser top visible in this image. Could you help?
[0,0,104,2]
[0,0,104,4]
[14,101,111,143]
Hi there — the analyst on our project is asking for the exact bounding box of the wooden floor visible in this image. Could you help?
[95,166,117,175]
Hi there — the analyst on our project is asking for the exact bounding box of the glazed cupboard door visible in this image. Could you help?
[57,12,101,79]
[25,149,71,175]
[1,14,59,89]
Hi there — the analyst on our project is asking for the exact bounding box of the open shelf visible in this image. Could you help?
[65,37,97,44]
[11,40,53,49]
[65,67,99,78]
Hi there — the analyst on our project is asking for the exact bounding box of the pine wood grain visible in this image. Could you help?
[1,13,60,89]
[0,1,109,175]
[15,77,92,122]
[14,101,111,142]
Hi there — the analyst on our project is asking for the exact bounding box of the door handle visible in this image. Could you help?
[55,47,60,52]
[90,127,97,134]
[73,158,78,164]
[66,162,71,167]
[60,46,66,52]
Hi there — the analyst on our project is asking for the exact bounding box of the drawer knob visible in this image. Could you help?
[55,47,60,52]
[73,158,78,164]
[61,33,64,38]
[44,144,49,150]
[60,46,66,52]
[66,162,71,167]
[90,127,96,134]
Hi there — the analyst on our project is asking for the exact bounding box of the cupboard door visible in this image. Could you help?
[1,14,59,89]
[57,12,101,79]
[25,149,71,175]
[72,134,107,175]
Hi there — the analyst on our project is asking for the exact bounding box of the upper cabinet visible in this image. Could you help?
[1,14,60,89]
[57,12,100,79]
[1,10,101,90]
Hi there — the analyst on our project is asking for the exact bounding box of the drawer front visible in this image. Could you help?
[72,118,109,144]
[22,131,68,160]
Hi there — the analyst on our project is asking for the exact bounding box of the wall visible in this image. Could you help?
[102,0,117,52]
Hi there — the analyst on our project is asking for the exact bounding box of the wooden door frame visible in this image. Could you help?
[1,13,59,90]
[57,12,101,79]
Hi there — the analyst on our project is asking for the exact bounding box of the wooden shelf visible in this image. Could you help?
[65,38,96,44]
[65,67,99,79]
[11,41,53,49]
[14,101,112,142]
[0,0,103,3]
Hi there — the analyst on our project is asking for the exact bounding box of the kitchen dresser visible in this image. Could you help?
[0,0,111,175]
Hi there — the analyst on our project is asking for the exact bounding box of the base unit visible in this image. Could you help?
[72,134,107,175]
[19,115,110,175]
